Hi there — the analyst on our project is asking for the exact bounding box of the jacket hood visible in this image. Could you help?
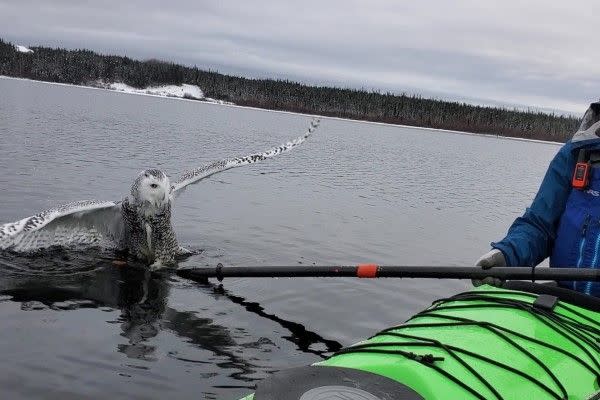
[572,101,600,144]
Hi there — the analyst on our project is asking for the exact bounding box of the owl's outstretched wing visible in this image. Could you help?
[171,118,320,196]
[0,200,124,252]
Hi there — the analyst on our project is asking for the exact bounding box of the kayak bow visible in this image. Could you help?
[237,281,600,400]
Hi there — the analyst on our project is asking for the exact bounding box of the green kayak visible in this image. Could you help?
[238,281,600,400]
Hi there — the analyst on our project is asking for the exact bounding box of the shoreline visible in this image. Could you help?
[0,75,562,147]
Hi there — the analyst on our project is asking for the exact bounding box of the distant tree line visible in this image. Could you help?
[0,38,580,142]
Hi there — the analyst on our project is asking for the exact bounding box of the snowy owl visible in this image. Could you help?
[0,118,320,270]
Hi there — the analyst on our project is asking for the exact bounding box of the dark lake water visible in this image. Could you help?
[0,77,560,399]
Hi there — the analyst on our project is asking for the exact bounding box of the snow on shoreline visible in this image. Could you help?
[0,75,562,146]
[16,45,33,53]
[107,82,204,99]
[94,81,233,105]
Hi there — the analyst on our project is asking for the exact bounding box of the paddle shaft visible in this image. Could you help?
[176,264,600,282]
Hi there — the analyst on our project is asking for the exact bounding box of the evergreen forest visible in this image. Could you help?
[0,39,580,142]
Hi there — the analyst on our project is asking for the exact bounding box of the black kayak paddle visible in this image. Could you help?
[176,264,600,282]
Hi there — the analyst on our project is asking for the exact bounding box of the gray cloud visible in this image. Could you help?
[0,0,597,114]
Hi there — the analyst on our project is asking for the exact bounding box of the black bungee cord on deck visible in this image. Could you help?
[326,289,600,400]
[333,343,492,400]
[427,292,600,371]
[392,316,600,379]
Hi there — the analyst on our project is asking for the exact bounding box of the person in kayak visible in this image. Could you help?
[474,101,600,296]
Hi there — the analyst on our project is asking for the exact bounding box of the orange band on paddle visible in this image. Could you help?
[357,263,378,278]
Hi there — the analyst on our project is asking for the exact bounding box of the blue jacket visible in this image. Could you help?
[492,139,600,268]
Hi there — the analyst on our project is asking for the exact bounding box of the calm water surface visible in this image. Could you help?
[0,78,560,399]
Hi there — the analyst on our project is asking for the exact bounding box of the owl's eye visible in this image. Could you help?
[150,183,159,189]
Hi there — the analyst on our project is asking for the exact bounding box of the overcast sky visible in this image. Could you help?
[0,0,597,114]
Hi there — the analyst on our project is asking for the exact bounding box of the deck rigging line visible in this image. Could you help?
[327,290,600,400]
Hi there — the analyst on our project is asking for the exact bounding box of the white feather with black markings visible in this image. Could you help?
[171,118,319,196]
[0,118,320,269]
[0,200,124,252]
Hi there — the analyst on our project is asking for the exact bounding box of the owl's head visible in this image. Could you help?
[130,169,171,210]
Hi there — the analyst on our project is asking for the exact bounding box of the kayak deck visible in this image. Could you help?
[241,283,600,399]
